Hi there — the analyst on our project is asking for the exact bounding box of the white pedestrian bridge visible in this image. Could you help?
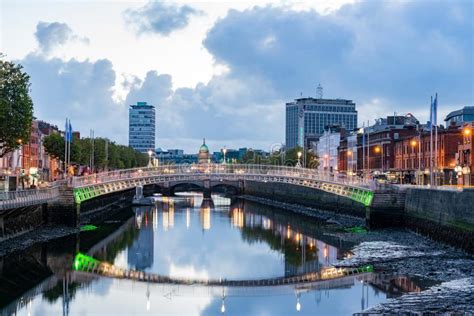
[0,164,375,211]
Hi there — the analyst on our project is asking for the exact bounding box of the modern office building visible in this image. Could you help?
[129,102,156,153]
[285,96,357,149]
[444,106,474,127]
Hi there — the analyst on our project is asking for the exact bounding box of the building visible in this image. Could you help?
[129,102,156,153]
[444,106,474,127]
[355,115,419,178]
[155,148,198,164]
[394,123,462,184]
[337,131,358,175]
[285,94,357,149]
[198,139,211,164]
[0,119,61,188]
[315,125,344,172]
[457,123,474,186]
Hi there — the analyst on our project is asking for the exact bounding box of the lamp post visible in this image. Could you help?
[410,139,419,185]
[297,151,302,168]
[222,147,227,164]
[147,150,153,167]
[374,145,383,173]
[347,150,353,182]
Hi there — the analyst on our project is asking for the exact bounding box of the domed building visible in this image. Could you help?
[198,138,210,164]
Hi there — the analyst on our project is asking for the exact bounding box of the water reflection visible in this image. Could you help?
[0,192,432,315]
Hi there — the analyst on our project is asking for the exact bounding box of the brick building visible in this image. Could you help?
[338,115,419,181]
[394,123,462,184]
[457,123,474,186]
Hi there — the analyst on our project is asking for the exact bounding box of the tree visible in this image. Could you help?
[0,57,34,157]
[283,146,319,168]
[43,133,66,161]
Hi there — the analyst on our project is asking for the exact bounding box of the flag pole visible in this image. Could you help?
[64,118,68,178]
[434,93,438,187]
[430,96,433,187]
[67,120,71,175]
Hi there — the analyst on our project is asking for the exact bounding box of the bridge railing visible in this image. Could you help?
[0,187,60,210]
[71,164,371,189]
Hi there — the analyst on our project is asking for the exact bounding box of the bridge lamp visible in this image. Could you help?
[297,151,302,168]
[222,147,227,164]
[147,150,153,167]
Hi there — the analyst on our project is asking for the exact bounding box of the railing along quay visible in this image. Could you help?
[0,186,60,211]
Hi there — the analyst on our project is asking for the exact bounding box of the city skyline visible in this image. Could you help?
[2,0,472,153]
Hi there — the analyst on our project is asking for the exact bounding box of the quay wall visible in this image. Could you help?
[404,188,474,252]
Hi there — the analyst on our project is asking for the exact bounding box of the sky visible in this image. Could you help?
[1,0,473,153]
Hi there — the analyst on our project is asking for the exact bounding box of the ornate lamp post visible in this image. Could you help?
[222,147,227,164]
[147,150,153,167]
[297,151,302,168]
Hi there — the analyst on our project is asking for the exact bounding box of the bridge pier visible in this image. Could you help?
[203,180,211,198]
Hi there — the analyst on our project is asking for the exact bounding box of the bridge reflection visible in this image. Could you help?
[0,193,429,315]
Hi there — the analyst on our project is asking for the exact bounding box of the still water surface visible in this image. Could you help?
[1,193,413,315]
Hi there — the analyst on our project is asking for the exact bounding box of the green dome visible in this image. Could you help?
[199,139,209,153]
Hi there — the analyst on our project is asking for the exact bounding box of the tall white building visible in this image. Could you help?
[315,128,341,172]
[128,102,156,153]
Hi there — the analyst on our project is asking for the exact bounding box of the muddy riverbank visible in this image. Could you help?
[241,195,474,315]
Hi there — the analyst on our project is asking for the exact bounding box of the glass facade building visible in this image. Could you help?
[444,106,474,127]
[129,102,156,153]
[285,98,357,149]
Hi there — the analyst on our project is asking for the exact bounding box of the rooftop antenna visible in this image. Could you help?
[317,83,323,99]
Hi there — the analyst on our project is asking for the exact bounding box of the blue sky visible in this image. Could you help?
[1,0,473,153]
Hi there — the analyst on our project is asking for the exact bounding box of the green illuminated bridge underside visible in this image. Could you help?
[71,164,374,207]
[73,252,374,287]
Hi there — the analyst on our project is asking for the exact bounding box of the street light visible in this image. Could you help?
[222,147,227,164]
[463,128,471,136]
[147,150,153,167]
[297,151,302,168]
[410,138,421,185]
[374,146,383,172]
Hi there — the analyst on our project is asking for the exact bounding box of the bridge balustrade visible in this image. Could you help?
[70,164,369,189]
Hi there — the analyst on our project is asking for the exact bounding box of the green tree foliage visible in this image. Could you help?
[239,146,319,168]
[283,146,319,168]
[0,57,34,157]
[42,134,148,170]
[42,133,66,161]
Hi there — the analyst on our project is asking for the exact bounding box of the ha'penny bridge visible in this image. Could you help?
[1,164,375,210]
[0,164,406,240]
[72,252,374,287]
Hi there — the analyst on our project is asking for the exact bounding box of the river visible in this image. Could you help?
[0,192,467,315]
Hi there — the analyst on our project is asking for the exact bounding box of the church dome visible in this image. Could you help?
[198,138,210,164]
[199,139,209,153]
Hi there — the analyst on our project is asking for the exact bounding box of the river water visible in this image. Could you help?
[0,193,425,315]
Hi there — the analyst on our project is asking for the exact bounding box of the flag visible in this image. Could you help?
[64,118,69,141]
[68,120,73,142]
